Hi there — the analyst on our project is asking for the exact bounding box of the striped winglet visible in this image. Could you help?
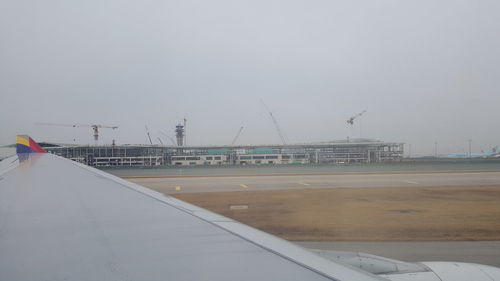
[16,135,46,154]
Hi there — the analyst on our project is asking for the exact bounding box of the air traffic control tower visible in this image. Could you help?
[175,124,184,146]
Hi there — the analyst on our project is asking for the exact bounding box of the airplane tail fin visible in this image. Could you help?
[16,135,46,154]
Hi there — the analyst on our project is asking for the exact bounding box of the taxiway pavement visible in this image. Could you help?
[126,171,500,193]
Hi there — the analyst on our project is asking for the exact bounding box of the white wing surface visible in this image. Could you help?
[0,153,382,281]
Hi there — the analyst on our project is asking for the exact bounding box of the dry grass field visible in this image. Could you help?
[170,185,500,241]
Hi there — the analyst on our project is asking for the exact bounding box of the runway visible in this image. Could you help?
[126,170,500,193]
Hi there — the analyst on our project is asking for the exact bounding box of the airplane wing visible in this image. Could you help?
[1,136,499,281]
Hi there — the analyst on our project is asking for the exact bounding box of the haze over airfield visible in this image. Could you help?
[1,0,499,156]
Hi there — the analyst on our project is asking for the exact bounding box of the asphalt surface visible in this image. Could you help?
[127,171,500,194]
[296,241,500,267]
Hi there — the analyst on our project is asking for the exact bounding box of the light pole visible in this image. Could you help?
[468,139,472,158]
[434,142,438,158]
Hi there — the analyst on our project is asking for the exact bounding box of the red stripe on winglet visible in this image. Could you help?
[29,138,46,153]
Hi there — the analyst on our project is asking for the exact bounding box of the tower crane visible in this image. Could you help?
[231,126,244,146]
[159,131,177,146]
[347,110,367,126]
[35,122,118,144]
[260,99,288,145]
[145,125,153,145]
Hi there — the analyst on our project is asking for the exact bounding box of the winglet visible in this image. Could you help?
[16,135,46,154]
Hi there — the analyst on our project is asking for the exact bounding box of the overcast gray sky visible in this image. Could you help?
[1,0,499,156]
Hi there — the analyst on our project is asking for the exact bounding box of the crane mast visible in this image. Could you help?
[231,126,244,145]
[260,99,288,145]
[160,131,177,146]
[145,125,153,145]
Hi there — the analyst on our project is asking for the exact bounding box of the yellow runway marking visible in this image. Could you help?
[240,184,249,188]
[404,180,419,185]
[297,182,311,186]
[175,186,181,191]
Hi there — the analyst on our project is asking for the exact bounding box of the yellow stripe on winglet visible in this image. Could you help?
[16,136,29,146]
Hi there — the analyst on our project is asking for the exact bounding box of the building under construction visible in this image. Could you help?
[46,139,404,167]
[38,107,401,167]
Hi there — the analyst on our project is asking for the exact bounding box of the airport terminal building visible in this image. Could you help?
[46,139,404,167]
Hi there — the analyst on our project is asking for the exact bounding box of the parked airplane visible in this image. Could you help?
[447,146,498,158]
[1,135,499,281]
